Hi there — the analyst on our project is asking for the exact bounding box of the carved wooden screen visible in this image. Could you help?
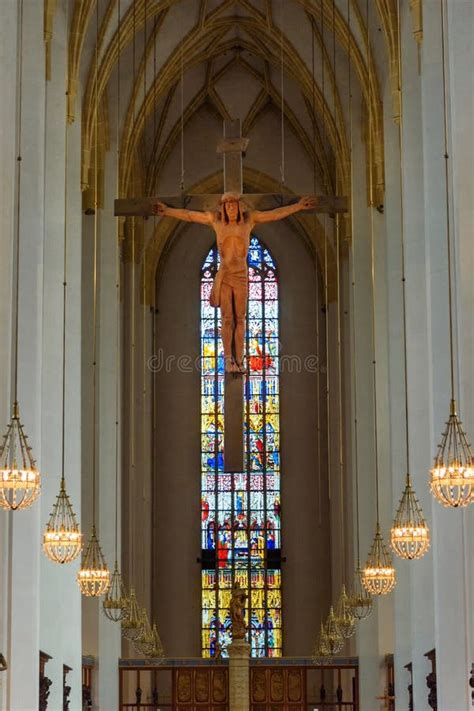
[173,667,228,710]
[250,667,306,710]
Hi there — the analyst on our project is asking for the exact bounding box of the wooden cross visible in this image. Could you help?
[115,119,348,473]
[114,120,348,217]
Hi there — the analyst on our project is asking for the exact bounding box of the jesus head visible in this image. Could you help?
[220,192,243,224]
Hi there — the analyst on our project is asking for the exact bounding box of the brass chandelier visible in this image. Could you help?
[390,0,430,560]
[363,523,396,596]
[335,584,356,639]
[313,622,330,659]
[43,477,82,564]
[122,587,142,642]
[77,0,110,596]
[349,565,373,620]
[429,0,474,508]
[0,0,41,511]
[430,400,474,507]
[146,624,165,659]
[77,526,110,597]
[391,475,429,560]
[43,0,82,563]
[0,404,41,511]
[133,609,153,655]
[322,607,344,656]
[103,561,128,622]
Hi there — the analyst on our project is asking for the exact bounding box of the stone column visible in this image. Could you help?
[228,639,250,711]
[4,0,45,707]
[349,94,384,710]
[421,1,472,708]
[97,140,122,710]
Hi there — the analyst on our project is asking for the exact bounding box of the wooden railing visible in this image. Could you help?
[119,657,359,711]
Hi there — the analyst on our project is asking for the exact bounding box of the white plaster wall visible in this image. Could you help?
[4,1,45,707]
[0,0,17,705]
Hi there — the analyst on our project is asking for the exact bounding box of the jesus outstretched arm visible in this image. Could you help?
[252,195,316,223]
[153,201,214,225]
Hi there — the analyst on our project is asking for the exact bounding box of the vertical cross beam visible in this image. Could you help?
[217,119,249,195]
[218,119,247,473]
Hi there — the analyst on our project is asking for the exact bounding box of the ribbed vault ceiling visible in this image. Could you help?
[68,0,405,206]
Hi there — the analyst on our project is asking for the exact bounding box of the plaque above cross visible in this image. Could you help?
[115,119,348,473]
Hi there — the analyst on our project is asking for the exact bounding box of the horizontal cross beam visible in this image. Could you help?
[114,193,348,218]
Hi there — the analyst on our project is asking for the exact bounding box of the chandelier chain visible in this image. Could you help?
[60,0,71,484]
[333,0,346,581]
[91,0,100,526]
[346,0,362,567]
[13,0,25,405]
[366,0,381,525]
[114,0,122,565]
[396,0,412,479]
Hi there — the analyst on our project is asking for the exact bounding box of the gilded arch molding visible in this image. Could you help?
[76,0,389,208]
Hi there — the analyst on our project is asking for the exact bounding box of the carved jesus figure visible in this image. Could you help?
[154,192,315,372]
[229,581,248,640]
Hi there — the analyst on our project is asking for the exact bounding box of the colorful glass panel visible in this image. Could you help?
[201,236,282,658]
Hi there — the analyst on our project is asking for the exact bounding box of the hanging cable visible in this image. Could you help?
[43,0,82,564]
[103,0,129,620]
[361,0,395,597]
[345,0,372,619]
[77,0,110,596]
[389,0,430,559]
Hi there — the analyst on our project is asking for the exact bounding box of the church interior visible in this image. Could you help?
[0,0,473,709]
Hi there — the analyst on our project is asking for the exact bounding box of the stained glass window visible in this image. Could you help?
[200,236,282,658]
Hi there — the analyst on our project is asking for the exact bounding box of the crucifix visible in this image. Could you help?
[115,119,348,473]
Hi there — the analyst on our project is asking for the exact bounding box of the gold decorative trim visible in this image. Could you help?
[44,0,57,81]
[409,0,423,44]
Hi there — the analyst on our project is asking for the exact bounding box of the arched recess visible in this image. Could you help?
[76,0,389,206]
[151,207,330,656]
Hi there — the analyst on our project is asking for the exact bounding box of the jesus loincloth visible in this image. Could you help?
[209,266,248,308]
